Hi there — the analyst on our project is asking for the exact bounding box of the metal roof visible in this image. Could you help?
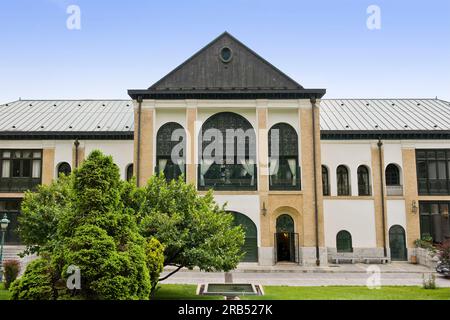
[320,99,450,131]
[0,100,134,133]
[1,99,449,137]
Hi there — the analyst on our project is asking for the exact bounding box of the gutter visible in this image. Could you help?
[136,96,143,187]
[311,97,320,266]
[378,138,388,257]
[74,139,80,168]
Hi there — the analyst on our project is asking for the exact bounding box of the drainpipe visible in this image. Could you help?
[310,97,320,266]
[136,96,143,187]
[74,139,80,168]
[378,138,388,257]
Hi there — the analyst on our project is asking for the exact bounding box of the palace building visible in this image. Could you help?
[1,32,450,266]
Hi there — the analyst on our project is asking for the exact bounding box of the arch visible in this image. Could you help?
[336,230,353,253]
[389,225,407,261]
[125,164,134,182]
[322,165,330,196]
[357,165,371,196]
[268,123,300,190]
[275,214,297,263]
[276,214,295,233]
[337,165,350,196]
[156,122,186,181]
[199,112,257,190]
[385,163,401,186]
[229,211,258,262]
[57,162,71,177]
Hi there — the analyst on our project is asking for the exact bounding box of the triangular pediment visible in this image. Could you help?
[149,32,304,91]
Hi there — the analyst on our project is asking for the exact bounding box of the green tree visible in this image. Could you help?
[138,175,245,284]
[14,151,164,300]
[18,174,73,256]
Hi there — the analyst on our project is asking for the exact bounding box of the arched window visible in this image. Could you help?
[386,164,401,186]
[337,165,350,196]
[268,123,300,190]
[357,165,371,196]
[229,211,258,262]
[126,164,134,182]
[57,162,71,176]
[199,112,256,190]
[322,165,330,196]
[156,122,186,182]
[336,230,353,253]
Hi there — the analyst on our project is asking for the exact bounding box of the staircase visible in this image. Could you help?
[2,246,37,276]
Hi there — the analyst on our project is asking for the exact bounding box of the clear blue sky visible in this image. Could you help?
[0,0,449,103]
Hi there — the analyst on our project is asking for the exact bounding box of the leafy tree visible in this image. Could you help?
[138,175,245,284]
[18,175,73,256]
[14,151,163,300]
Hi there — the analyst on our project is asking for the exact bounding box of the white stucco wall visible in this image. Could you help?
[387,200,407,231]
[213,195,260,246]
[84,140,134,180]
[324,199,377,248]
[321,142,373,196]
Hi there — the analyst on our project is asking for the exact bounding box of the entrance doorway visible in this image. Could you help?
[389,225,407,261]
[275,214,298,263]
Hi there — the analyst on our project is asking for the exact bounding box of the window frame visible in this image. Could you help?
[336,230,353,253]
[385,164,401,186]
[337,165,351,196]
[357,165,371,196]
[416,149,450,195]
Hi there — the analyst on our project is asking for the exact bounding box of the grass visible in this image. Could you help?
[153,284,450,300]
[0,284,11,300]
[2,283,449,300]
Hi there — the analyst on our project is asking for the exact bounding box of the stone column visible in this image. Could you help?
[371,144,388,257]
[402,148,420,249]
[134,100,155,187]
[186,102,198,186]
[42,148,55,185]
[300,100,326,265]
[257,101,272,265]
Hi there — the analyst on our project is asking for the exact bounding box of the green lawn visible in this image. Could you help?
[2,283,449,300]
[153,284,450,300]
[0,284,11,300]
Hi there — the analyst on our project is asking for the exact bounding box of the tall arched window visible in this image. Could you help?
[268,123,300,190]
[337,165,350,196]
[156,122,186,182]
[126,164,134,182]
[322,165,330,196]
[199,112,256,190]
[357,165,371,196]
[57,162,71,176]
[386,164,401,186]
[336,230,353,253]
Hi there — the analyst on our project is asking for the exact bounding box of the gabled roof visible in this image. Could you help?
[129,32,326,100]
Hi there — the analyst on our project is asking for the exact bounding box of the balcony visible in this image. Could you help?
[386,185,404,196]
[0,177,41,193]
[269,164,301,191]
[198,163,257,191]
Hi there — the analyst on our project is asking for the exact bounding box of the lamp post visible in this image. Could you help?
[0,213,10,283]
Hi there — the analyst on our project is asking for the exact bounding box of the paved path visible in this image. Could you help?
[161,263,450,287]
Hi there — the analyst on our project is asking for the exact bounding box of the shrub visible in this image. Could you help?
[414,235,436,254]
[3,260,21,290]
[437,239,450,263]
[145,237,165,294]
[9,258,55,300]
[422,273,437,290]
